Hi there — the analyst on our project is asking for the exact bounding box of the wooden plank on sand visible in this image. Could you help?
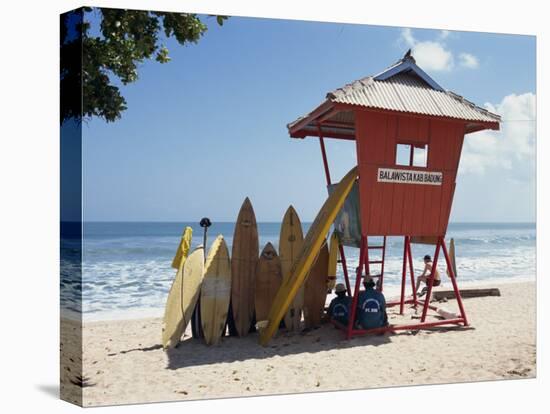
[433,288,501,300]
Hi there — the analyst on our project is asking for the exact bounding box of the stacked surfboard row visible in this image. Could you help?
[162,166,461,346]
[266,205,336,333]
[162,227,233,348]
[259,166,358,345]
[162,197,343,348]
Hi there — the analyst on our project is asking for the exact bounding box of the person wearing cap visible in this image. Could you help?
[355,276,388,330]
[326,283,352,326]
[416,254,441,297]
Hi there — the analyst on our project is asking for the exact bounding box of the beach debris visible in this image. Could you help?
[436,307,458,320]
[175,390,188,395]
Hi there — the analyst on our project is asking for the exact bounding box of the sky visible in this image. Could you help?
[81,11,536,223]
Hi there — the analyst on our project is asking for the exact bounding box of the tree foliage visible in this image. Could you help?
[60,8,227,124]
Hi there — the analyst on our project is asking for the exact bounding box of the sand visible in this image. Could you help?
[62,281,536,407]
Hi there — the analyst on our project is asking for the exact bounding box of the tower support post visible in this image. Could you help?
[407,237,417,305]
[399,236,409,314]
[441,239,468,325]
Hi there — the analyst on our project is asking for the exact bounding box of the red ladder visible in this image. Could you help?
[336,244,351,295]
[364,236,387,291]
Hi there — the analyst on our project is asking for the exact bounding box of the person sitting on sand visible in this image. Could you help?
[356,276,388,330]
[327,283,352,326]
[416,254,441,297]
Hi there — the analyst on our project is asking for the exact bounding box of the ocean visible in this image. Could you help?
[60,222,536,321]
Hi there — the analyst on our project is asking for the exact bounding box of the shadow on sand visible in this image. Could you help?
[111,317,473,371]
[161,321,474,370]
[162,325,396,370]
[167,323,408,370]
[107,323,393,370]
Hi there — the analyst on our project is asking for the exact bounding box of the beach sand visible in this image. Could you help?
[63,281,536,407]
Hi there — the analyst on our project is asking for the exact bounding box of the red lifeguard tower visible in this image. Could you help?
[288,52,501,339]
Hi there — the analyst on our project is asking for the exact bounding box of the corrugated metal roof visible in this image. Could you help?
[288,54,500,137]
[328,72,500,123]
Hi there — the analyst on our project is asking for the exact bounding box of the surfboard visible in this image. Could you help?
[162,227,193,348]
[255,243,282,324]
[279,205,305,331]
[449,238,458,278]
[327,231,339,292]
[230,197,259,336]
[162,246,204,349]
[171,227,193,269]
[260,166,358,345]
[201,235,232,345]
[304,241,330,329]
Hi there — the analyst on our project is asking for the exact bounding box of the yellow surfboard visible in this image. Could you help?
[201,235,232,346]
[327,231,340,292]
[162,227,193,348]
[279,206,305,331]
[259,166,358,345]
[162,246,204,348]
[171,227,193,269]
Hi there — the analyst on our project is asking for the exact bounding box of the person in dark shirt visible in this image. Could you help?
[327,283,352,326]
[356,276,388,330]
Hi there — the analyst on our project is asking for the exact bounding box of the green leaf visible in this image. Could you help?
[61,8,229,124]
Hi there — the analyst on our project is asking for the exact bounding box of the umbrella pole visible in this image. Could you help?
[192,217,212,339]
[199,217,212,261]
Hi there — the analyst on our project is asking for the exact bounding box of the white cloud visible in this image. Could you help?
[459,93,536,176]
[400,29,480,72]
[413,41,454,71]
[439,30,451,40]
[400,29,454,71]
[459,52,479,69]
[401,28,416,47]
